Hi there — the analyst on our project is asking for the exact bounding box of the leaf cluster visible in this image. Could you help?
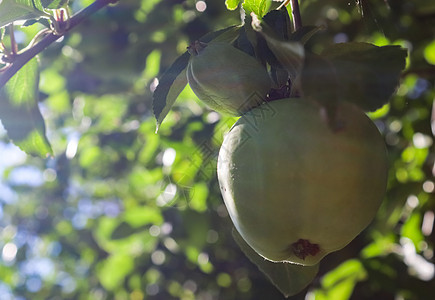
[153,7,406,132]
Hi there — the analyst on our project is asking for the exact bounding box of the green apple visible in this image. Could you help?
[217,98,388,266]
[187,41,272,115]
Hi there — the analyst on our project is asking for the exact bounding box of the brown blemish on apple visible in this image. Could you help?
[291,239,320,260]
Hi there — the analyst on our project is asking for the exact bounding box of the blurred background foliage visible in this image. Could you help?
[0,0,434,299]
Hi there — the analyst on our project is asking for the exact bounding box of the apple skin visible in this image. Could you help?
[217,98,388,266]
[187,42,272,115]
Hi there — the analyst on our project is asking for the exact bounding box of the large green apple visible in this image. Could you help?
[217,98,388,266]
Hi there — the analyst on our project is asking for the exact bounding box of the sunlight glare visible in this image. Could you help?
[196,1,207,12]
[2,243,17,262]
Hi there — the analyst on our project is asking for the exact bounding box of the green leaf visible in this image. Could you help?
[0,0,50,28]
[152,51,189,132]
[22,17,50,28]
[13,128,53,157]
[289,26,323,44]
[233,24,256,57]
[401,213,424,248]
[207,25,241,44]
[322,259,366,288]
[301,52,340,129]
[40,0,68,9]
[189,182,209,212]
[301,53,338,101]
[110,222,138,240]
[262,35,304,82]
[98,253,134,291]
[232,228,319,297]
[261,6,292,40]
[413,0,435,14]
[322,42,408,111]
[225,0,241,10]
[243,0,271,18]
[253,10,315,89]
[0,57,53,157]
[315,259,367,300]
[124,206,163,228]
[424,40,435,65]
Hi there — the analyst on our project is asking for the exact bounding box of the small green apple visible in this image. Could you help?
[187,41,272,115]
[217,98,388,266]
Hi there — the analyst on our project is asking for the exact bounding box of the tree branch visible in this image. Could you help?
[290,0,302,31]
[0,0,115,89]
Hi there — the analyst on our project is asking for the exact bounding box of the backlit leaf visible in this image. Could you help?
[98,253,134,291]
[152,51,189,132]
[41,0,68,9]
[315,259,367,300]
[243,0,271,18]
[0,0,49,28]
[225,0,240,10]
[0,57,52,157]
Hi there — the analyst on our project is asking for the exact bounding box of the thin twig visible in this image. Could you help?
[8,23,18,55]
[290,0,302,31]
[0,0,115,89]
[277,0,290,10]
[277,0,303,31]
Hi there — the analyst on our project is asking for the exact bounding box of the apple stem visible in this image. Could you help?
[187,40,208,56]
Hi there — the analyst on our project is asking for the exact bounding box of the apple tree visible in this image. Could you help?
[0,0,433,299]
